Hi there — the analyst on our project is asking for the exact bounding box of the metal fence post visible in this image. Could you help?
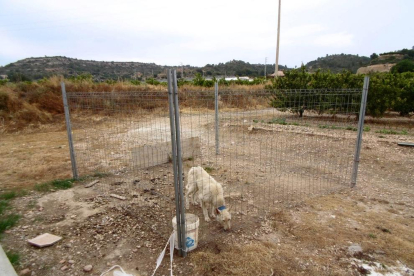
[215,81,219,155]
[61,82,78,179]
[351,76,370,187]
[167,70,185,257]
[172,70,187,257]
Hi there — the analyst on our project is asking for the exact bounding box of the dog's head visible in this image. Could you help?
[216,206,232,230]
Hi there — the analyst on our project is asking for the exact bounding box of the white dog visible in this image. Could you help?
[185,166,231,230]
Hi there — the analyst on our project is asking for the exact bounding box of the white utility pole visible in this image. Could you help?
[275,0,281,79]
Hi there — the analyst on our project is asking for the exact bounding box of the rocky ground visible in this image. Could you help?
[1,111,413,276]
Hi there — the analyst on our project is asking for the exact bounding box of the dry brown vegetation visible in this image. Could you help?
[0,77,270,132]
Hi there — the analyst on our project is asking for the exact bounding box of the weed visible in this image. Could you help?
[253,119,258,123]
[0,190,27,200]
[204,167,214,173]
[346,126,358,131]
[0,200,9,215]
[319,125,342,130]
[51,179,73,189]
[368,233,377,239]
[364,126,371,132]
[6,251,20,266]
[0,214,20,233]
[0,191,17,200]
[268,118,287,125]
[0,190,26,215]
[375,129,408,135]
[34,178,74,192]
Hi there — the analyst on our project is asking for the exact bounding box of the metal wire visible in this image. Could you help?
[64,86,368,248]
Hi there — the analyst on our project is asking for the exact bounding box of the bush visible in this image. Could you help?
[146,78,160,85]
[391,60,414,73]
[0,91,9,111]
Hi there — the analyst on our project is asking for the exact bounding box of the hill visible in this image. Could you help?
[0,56,177,82]
[0,57,284,81]
[357,48,414,74]
[305,54,371,73]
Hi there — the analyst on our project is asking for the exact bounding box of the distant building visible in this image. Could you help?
[0,75,7,79]
[269,71,285,77]
[224,76,253,81]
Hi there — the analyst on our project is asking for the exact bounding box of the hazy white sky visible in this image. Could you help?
[0,0,413,67]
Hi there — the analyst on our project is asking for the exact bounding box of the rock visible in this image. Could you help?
[68,260,75,264]
[348,244,363,254]
[27,233,62,248]
[61,265,68,271]
[83,265,93,272]
[19,268,31,275]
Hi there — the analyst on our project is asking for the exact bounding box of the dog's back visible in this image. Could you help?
[187,166,222,199]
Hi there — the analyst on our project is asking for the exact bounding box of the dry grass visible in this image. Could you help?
[0,77,269,132]
[0,130,72,189]
[190,193,414,276]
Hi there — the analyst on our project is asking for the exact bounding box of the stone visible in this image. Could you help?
[83,265,93,272]
[19,268,31,275]
[61,265,68,271]
[28,233,62,248]
[68,260,75,264]
[348,244,363,254]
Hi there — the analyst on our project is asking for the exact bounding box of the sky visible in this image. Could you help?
[0,0,413,68]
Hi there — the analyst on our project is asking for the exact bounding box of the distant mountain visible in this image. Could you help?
[306,54,371,73]
[0,56,285,81]
[357,48,414,74]
[0,56,176,81]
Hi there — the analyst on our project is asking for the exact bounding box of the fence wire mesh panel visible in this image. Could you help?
[178,88,364,220]
[65,90,180,250]
[64,85,367,257]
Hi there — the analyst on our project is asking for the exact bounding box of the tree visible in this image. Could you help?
[391,60,414,73]
[370,53,378,60]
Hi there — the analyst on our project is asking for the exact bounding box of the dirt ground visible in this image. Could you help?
[0,111,413,276]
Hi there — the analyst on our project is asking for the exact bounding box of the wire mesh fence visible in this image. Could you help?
[62,77,373,254]
[177,88,364,215]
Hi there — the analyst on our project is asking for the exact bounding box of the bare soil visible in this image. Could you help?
[0,111,413,276]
